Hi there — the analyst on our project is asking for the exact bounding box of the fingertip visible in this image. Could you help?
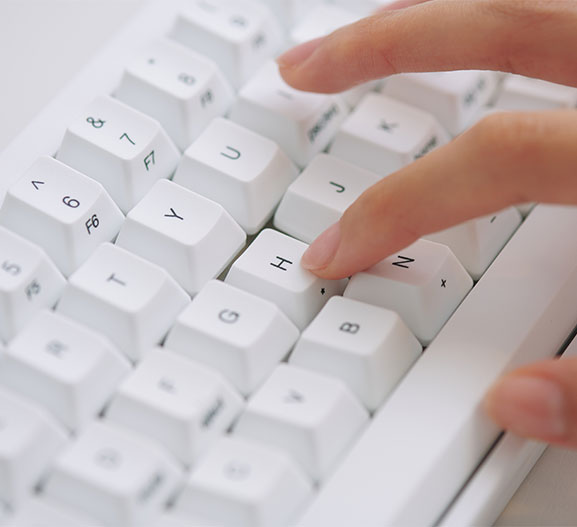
[276,37,325,71]
[301,222,341,272]
[485,375,567,442]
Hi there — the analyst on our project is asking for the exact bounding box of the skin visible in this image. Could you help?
[277,0,577,448]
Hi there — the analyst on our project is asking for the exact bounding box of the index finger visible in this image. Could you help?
[302,110,577,279]
[278,0,577,93]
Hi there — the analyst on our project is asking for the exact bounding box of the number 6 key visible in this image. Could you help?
[0,156,124,276]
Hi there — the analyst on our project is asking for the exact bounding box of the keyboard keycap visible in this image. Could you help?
[424,207,522,280]
[0,388,67,505]
[43,421,182,527]
[274,153,380,243]
[154,513,191,527]
[383,71,500,135]
[234,364,368,482]
[116,179,246,294]
[57,243,189,361]
[290,296,422,412]
[229,61,348,167]
[0,227,65,343]
[225,228,347,329]
[330,92,449,176]
[344,238,473,345]
[494,74,577,110]
[289,5,360,47]
[0,310,130,431]
[174,436,312,527]
[267,0,325,29]
[170,0,283,89]
[173,117,298,234]
[106,348,243,466]
[4,497,98,527]
[115,39,234,151]
[0,156,124,276]
[165,280,299,395]
[56,95,180,213]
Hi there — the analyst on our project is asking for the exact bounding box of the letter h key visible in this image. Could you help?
[226,229,347,330]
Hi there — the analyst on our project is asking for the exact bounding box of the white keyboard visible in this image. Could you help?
[2,1,577,526]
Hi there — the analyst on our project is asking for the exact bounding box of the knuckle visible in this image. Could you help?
[332,15,399,82]
[488,0,566,22]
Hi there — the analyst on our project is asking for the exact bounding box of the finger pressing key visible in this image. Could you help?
[302,110,577,280]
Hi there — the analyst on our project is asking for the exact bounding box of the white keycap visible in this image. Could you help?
[290,296,422,412]
[0,310,130,431]
[383,71,500,135]
[329,93,449,176]
[174,436,312,527]
[289,5,373,108]
[5,497,99,527]
[57,243,189,361]
[56,95,180,213]
[229,61,348,167]
[43,421,182,527]
[170,0,283,89]
[298,204,577,526]
[225,228,347,329]
[494,74,577,110]
[0,156,124,276]
[273,153,379,243]
[106,348,243,466]
[425,207,522,280]
[0,501,9,525]
[165,280,299,395]
[0,388,67,505]
[0,227,65,343]
[116,179,245,294]
[234,364,368,481]
[266,0,324,29]
[289,5,360,47]
[345,239,473,345]
[173,117,298,234]
[115,39,234,151]
[154,513,191,527]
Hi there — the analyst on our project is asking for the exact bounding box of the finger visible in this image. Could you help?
[485,356,577,448]
[301,110,577,280]
[277,0,577,93]
[376,0,431,12]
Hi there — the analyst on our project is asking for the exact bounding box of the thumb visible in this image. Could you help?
[485,356,577,448]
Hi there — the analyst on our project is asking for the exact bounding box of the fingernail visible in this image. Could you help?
[302,222,341,271]
[277,37,325,69]
[485,376,567,440]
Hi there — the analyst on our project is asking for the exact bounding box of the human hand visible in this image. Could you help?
[277,0,577,448]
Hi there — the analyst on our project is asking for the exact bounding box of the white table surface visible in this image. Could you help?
[1,1,576,525]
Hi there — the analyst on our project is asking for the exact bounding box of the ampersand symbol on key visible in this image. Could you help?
[86,117,106,128]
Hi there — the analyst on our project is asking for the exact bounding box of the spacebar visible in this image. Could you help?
[297,204,577,527]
